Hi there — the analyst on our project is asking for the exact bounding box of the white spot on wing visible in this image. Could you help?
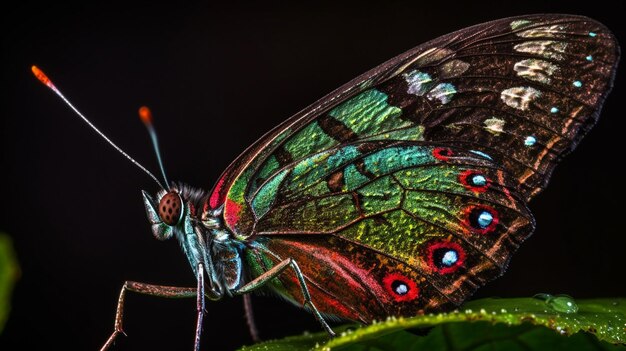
[483,118,506,135]
[403,70,434,96]
[517,25,565,38]
[439,59,470,79]
[501,87,541,111]
[514,59,559,84]
[426,83,457,104]
[510,20,532,30]
[514,41,568,60]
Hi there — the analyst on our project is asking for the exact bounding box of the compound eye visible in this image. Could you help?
[158,191,183,226]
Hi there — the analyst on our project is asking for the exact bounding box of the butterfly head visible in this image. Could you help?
[142,189,179,240]
[141,185,235,301]
[142,184,208,241]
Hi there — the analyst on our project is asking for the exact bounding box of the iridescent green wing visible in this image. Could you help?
[205,15,618,319]
[210,14,618,235]
[243,142,534,321]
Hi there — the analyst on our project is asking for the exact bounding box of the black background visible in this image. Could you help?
[2,1,625,350]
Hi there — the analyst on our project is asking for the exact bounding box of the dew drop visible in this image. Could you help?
[549,296,578,314]
[535,294,579,314]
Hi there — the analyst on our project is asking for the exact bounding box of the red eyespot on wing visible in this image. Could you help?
[463,204,499,235]
[382,272,419,302]
[425,240,466,274]
[459,170,491,193]
[433,147,453,161]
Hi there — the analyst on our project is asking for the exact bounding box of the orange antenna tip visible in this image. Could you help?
[31,65,53,87]
[138,105,169,187]
[139,106,153,125]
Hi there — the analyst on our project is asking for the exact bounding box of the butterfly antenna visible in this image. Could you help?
[31,65,166,190]
[138,106,170,190]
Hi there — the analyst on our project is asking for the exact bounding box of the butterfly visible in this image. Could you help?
[33,13,619,351]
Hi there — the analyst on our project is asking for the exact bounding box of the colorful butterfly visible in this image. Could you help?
[33,13,619,351]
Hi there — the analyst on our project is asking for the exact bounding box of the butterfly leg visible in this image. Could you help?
[100,263,205,351]
[194,263,206,351]
[234,258,336,337]
[243,294,261,342]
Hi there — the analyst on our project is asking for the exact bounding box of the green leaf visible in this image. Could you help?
[0,233,19,333]
[238,297,626,351]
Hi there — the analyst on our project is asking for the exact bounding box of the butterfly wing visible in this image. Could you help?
[244,142,534,321]
[205,15,618,319]
[210,14,618,235]
[381,16,620,199]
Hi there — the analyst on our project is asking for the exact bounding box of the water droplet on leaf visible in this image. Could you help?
[533,293,579,313]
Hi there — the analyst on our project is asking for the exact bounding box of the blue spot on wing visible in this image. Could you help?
[477,211,493,228]
[524,136,537,146]
[442,250,458,266]
[472,175,487,186]
[470,150,493,160]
